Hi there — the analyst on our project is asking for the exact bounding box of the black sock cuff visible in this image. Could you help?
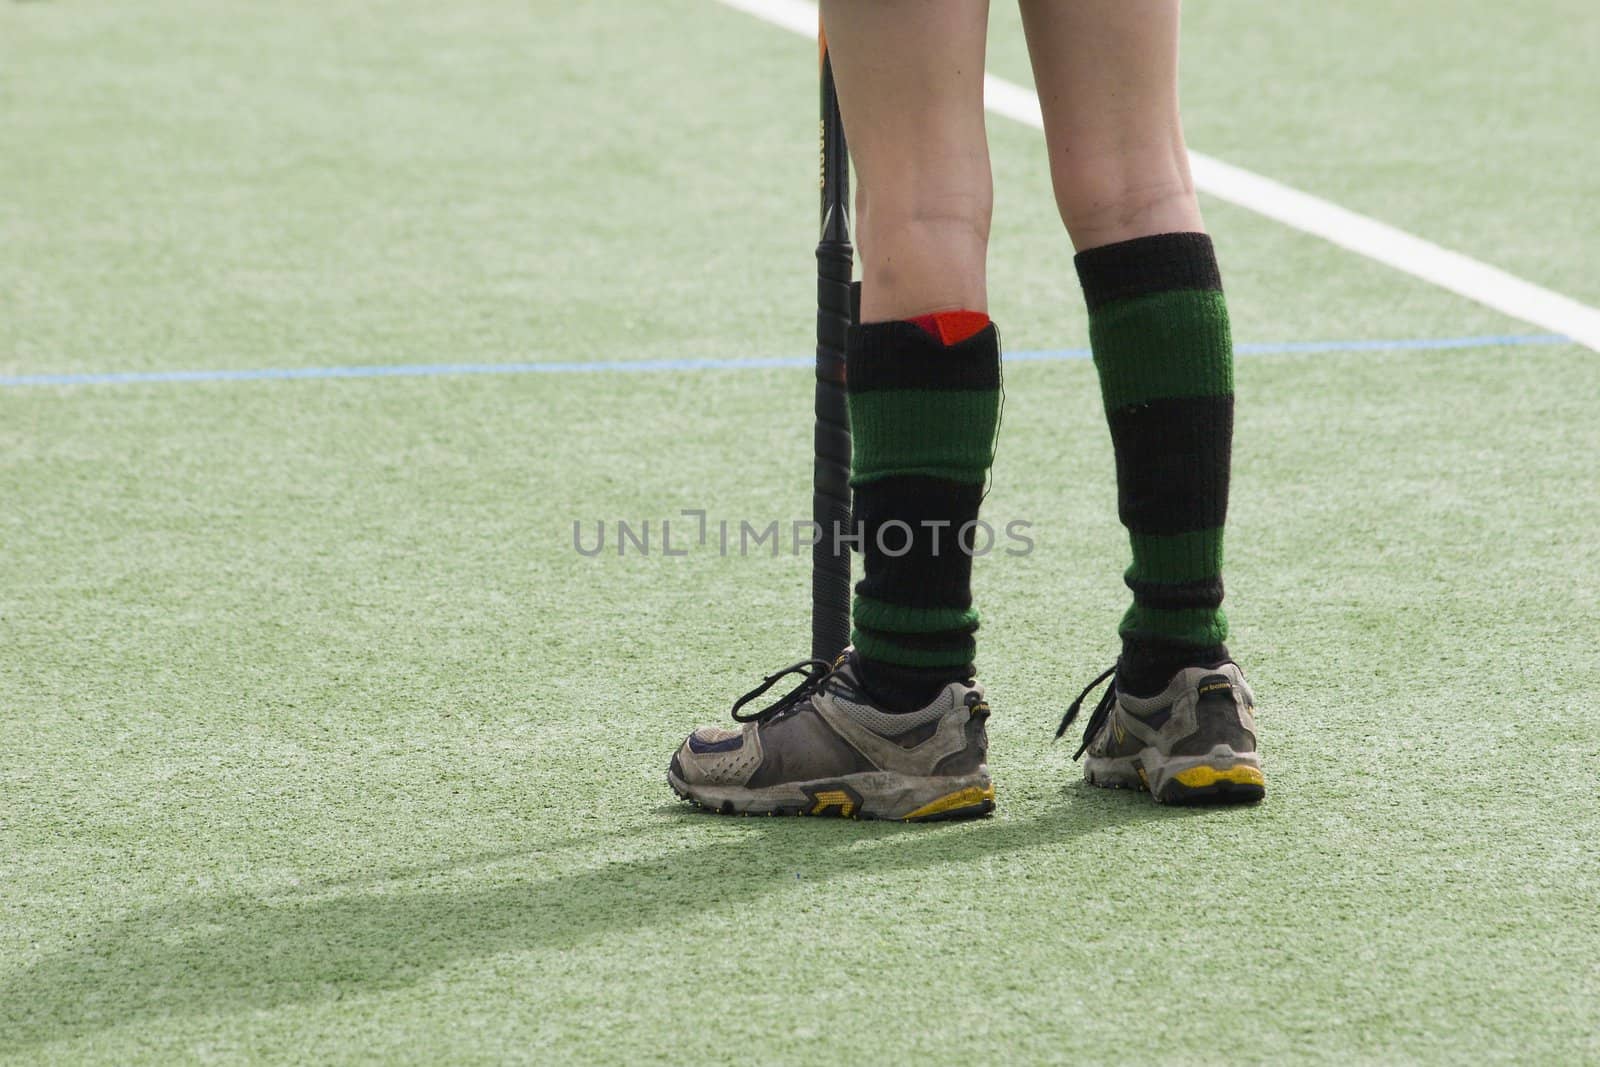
[847,321,1001,394]
[1074,232,1222,312]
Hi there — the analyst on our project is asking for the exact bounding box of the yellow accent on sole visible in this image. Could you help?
[1172,764,1265,788]
[809,789,856,817]
[901,783,995,821]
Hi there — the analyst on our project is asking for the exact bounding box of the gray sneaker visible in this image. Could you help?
[668,652,995,821]
[1056,662,1264,805]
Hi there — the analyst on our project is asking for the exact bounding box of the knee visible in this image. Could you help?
[858,184,993,260]
[1048,140,1199,249]
[850,158,992,317]
[860,202,990,316]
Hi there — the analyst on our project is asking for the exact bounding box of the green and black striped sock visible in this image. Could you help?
[1075,232,1234,697]
[846,312,1000,711]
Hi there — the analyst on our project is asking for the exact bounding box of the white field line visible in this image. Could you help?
[714,0,1600,352]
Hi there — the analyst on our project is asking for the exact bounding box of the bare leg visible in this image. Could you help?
[1022,3,1263,808]
[817,1,1001,716]
[1018,0,1204,250]
[820,0,992,320]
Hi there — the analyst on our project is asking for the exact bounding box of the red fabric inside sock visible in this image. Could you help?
[907,310,990,346]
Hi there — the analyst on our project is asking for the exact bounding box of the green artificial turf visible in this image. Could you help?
[3,1,1598,1063]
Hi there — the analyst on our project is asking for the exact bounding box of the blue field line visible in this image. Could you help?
[0,333,1570,389]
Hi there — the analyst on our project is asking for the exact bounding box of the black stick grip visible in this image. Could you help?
[813,44,853,663]
[812,243,853,662]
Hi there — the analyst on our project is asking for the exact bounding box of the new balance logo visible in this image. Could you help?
[805,784,862,817]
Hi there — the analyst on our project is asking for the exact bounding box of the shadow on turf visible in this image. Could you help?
[0,785,1214,1052]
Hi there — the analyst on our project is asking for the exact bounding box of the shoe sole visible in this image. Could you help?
[1084,746,1264,806]
[668,768,995,822]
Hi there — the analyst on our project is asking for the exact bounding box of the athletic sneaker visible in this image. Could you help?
[668,651,995,821]
[1056,662,1264,805]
